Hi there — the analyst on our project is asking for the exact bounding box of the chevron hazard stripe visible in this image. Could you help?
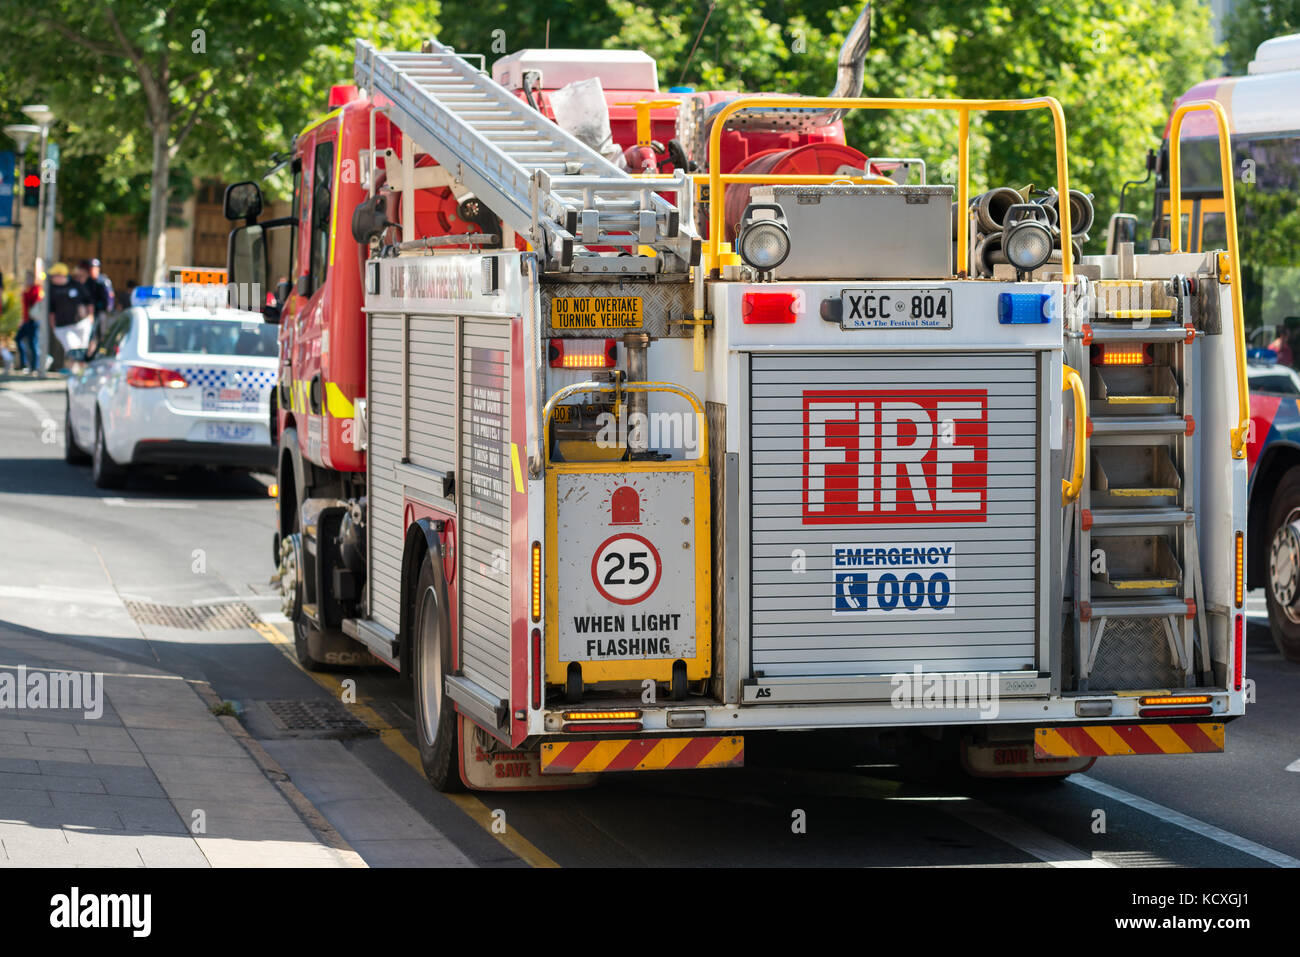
[540,737,744,774]
[1035,723,1224,757]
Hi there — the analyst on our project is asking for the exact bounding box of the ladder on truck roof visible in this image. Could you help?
[354,39,700,275]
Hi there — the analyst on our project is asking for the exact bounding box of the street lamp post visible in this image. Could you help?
[21,105,55,375]
[2,123,40,280]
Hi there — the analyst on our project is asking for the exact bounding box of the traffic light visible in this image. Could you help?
[22,173,39,207]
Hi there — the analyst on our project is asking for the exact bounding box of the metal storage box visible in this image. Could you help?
[765,184,954,280]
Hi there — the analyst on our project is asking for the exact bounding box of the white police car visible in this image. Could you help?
[64,292,278,488]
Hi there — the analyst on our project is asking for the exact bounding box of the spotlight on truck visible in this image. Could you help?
[736,203,791,275]
[1003,203,1055,275]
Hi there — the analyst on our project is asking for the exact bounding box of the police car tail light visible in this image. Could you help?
[742,291,799,324]
[549,338,616,369]
[126,364,188,389]
[1092,344,1152,366]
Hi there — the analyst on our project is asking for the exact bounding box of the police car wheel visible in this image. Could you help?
[412,555,463,792]
[1264,467,1300,663]
[64,398,89,465]
[91,411,128,490]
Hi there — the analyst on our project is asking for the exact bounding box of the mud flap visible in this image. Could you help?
[457,717,597,791]
[308,625,380,668]
[961,738,1095,779]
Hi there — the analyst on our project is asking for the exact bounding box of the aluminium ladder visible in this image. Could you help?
[354,39,700,275]
[1071,277,1214,691]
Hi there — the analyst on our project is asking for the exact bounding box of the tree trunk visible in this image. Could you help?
[143,122,170,284]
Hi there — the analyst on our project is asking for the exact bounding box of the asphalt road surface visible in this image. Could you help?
[2,377,1297,868]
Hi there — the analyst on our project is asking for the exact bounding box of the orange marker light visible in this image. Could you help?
[1235,531,1244,608]
[531,541,542,622]
[563,710,642,721]
[1139,695,1211,706]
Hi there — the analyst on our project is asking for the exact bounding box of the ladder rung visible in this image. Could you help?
[1089,415,1189,436]
[1087,598,1190,618]
[1107,309,1173,319]
[1085,324,1192,343]
[1088,507,1191,528]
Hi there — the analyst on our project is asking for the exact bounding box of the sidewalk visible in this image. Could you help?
[0,510,365,867]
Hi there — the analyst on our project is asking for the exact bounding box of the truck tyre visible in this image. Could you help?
[1264,466,1300,662]
[289,506,328,672]
[64,398,89,464]
[412,554,463,791]
[92,409,128,489]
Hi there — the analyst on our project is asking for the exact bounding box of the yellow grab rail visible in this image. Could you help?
[705,96,1072,279]
[1168,99,1250,459]
[1063,364,1087,505]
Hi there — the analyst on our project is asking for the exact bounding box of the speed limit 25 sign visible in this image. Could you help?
[554,472,698,663]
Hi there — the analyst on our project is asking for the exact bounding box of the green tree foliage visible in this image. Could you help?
[2,0,1218,268]
[1224,0,1300,74]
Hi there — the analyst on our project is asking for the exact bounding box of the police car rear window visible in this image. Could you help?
[1249,373,1300,395]
[146,319,278,357]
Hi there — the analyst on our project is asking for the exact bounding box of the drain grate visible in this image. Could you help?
[264,699,370,735]
[124,600,260,631]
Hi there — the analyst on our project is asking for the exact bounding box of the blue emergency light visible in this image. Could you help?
[997,292,1053,324]
[130,285,180,307]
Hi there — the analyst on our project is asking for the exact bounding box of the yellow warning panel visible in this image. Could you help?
[550,296,642,330]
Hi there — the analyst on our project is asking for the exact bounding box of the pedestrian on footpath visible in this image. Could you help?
[16,270,40,372]
[48,262,93,368]
[83,257,115,336]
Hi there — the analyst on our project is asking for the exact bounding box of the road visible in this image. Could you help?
[2,376,1297,868]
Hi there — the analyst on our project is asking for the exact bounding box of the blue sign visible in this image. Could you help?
[0,151,14,227]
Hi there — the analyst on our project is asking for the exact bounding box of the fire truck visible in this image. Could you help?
[224,15,1250,791]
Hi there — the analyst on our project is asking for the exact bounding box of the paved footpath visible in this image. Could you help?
[0,377,364,866]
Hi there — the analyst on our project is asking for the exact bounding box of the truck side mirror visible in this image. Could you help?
[223,181,264,222]
[227,223,268,309]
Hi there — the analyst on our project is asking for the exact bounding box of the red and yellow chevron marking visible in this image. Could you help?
[1035,723,1224,758]
[540,736,744,775]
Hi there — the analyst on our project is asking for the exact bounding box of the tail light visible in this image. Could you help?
[1091,344,1152,365]
[531,628,542,710]
[1234,614,1244,691]
[741,291,799,324]
[549,338,616,369]
[126,365,188,389]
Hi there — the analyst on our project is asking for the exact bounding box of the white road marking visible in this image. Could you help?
[1286,758,1300,773]
[931,797,1115,868]
[101,497,197,509]
[1071,774,1300,868]
[2,389,56,426]
[190,594,281,605]
[0,585,123,606]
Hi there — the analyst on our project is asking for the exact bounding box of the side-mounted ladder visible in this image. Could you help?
[354,39,701,275]
[1070,277,1215,691]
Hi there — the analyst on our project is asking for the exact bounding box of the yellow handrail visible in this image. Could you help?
[1062,364,1087,505]
[1167,99,1250,459]
[705,96,1072,279]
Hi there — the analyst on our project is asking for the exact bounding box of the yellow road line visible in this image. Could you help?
[256,619,559,868]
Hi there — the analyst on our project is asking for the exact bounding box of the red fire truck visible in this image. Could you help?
[225,14,1250,791]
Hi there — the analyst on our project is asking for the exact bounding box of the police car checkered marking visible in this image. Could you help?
[179,367,276,392]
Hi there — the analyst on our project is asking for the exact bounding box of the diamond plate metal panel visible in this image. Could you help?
[542,280,693,338]
[1088,617,1183,690]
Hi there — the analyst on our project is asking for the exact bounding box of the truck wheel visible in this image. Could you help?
[1265,466,1300,662]
[64,398,89,464]
[91,410,128,489]
[286,512,327,672]
[412,554,463,791]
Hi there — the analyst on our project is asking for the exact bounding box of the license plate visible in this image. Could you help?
[841,287,953,330]
[206,423,256,443]
[550,296,642,330]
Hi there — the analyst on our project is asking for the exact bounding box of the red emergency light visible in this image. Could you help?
[548,338,616,369]
[742,291,799,324]
[328,85,359,108]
